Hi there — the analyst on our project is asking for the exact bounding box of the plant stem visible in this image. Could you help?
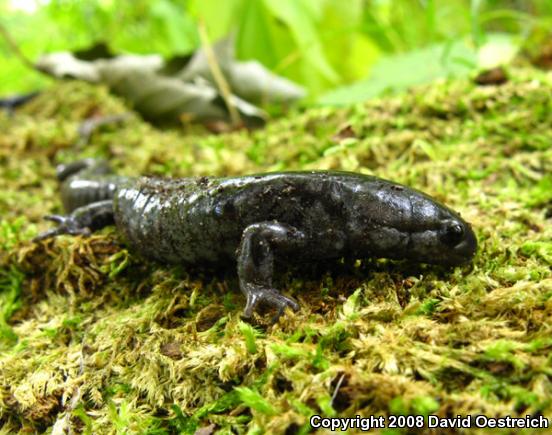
[197,21,241,127]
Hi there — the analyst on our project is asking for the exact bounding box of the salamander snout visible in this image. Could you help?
[407,216,477,267]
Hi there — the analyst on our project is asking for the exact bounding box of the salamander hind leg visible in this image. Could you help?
[237,221,306,320]
[34,200,114,241]
[56,158,112,181]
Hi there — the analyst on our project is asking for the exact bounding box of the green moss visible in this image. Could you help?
[0,70,551,433]
[0,266,24,345]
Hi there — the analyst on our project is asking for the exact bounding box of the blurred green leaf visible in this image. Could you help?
[263,0,339,88]
[150,0,198,54]
[318,38,478,105]
[235,0,278,67]
[189,0,244,41]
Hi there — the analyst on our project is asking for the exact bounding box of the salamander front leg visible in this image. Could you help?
[237,221,306,319]
[34,200,114,241]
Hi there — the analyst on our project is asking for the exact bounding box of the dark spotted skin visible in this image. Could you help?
[35,159,477,318]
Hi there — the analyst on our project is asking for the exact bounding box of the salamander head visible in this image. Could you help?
[339,175,477,266]
[350,179,477,267]
[406,194,477,266]
[408,216,477,266]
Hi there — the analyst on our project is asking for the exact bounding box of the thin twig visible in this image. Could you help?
[0,22,42,73]
[331,373,346,406]
[197,21,241,126]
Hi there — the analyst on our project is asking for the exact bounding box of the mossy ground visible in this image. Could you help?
[0,69,551,434]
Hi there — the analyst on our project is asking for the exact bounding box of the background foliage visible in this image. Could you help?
[2,0,552,103]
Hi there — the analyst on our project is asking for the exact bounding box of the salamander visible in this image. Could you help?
[35,159,477,318]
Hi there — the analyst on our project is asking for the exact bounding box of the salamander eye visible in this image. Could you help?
[441,222,464,246]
